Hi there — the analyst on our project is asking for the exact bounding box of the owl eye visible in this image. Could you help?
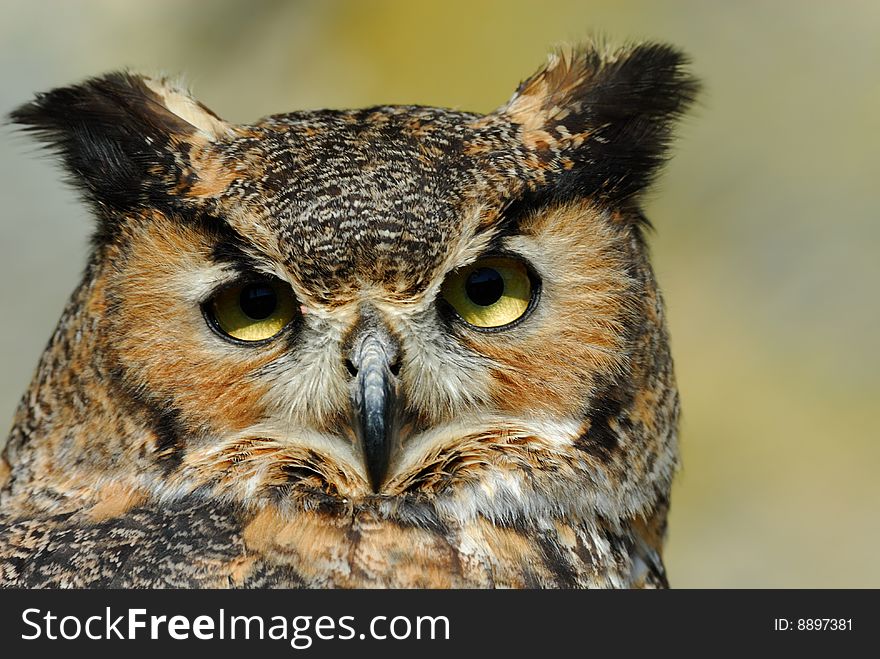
[440,256,534,329]
[206,279,297,343]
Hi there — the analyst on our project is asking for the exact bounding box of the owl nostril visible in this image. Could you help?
[345,357,400,378]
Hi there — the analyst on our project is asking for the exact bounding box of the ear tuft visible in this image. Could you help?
[498,42,700,205]
[9,72,232,214]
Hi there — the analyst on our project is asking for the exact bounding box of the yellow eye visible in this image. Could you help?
[208,279,296,342]
[440,257,534,329]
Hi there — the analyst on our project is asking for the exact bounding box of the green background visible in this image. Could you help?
[1,0,877,587]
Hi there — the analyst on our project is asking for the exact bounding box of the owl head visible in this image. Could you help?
[6,43,697,545]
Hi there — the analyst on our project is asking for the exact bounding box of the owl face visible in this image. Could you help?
[100,183,636,501]
[7,45,696,535]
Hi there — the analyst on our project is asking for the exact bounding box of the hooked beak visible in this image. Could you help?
[348,330,400,491]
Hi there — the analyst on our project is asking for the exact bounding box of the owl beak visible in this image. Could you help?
[347,330,400,491]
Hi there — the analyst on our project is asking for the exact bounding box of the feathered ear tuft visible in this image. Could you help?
[9,72,232,215]
[497,42,700,206]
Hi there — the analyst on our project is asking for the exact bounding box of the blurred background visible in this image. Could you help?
[1,0,877,587]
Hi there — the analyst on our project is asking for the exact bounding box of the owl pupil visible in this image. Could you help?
[465,268,504,306]
[239,284,277,320]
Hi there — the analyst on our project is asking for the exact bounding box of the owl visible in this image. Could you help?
[0,42,697,588]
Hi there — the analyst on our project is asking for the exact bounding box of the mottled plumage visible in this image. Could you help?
[0,42,698,588]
